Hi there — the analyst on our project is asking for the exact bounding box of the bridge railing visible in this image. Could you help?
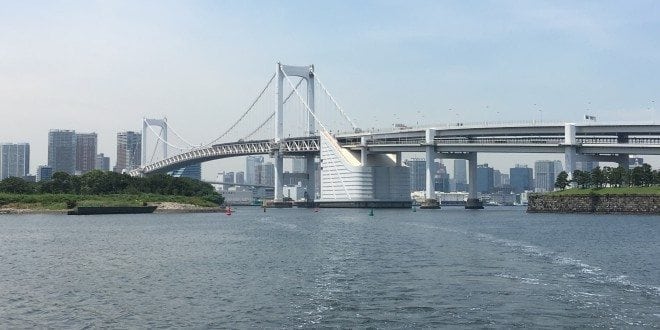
[339,136,660,147]
[577,137,660,144]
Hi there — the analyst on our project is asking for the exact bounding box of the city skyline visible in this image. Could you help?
[1,1,659,179]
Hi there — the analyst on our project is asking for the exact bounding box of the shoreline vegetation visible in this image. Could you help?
[0,170,224,214]
[548,186,660,196]
[0,193,224,214]
[528,163,660,214]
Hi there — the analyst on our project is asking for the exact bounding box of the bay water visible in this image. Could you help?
[1,207,658,328]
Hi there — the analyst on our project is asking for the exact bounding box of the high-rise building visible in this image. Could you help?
[510,164,533,193]
[292,157,306,173]
[95,153,110,171]
[476,163,494,193]
[576,160,598,172]
[404,158,426,192]
[48,129,77,174]
[259,162,275,186]
[235,171,245,184]
[0,143,30,180]
[76,133,97,174]
[115,131,141,173]
[223,171,235,183]
[554,160,563,175]
[501,174,510,186]
[36,165,53,182]
[453,159,468,191]
[434,161,450,193]
[245,156,264,184]
[493,170,502,188]
[534,160,562,192]
[170,163,201,180]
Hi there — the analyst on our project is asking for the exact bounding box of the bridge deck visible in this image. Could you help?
[131,123,660,176]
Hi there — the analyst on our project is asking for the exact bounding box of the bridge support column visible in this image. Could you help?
[141,118,168,166]
[423,129,439,208]
[141,120,147,166]
[563,123,577,183]
[564,146,577,182]
[274,151,284,202]
[424,149,435,199]
[465,152,483,209]
[306,155,316,201]
[360,136,368,165]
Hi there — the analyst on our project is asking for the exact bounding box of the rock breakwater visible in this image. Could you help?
[527,194,660,214]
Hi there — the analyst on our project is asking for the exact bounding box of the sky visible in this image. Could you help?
[1,0,659,179]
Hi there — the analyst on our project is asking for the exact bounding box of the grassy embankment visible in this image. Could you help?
[550,186,660,196]
[0,193,220,210]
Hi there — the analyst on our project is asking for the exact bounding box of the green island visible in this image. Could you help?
[529,164,660,214]
[549,186,660,196]
[0,170,223,212]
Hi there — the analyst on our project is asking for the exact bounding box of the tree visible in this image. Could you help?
[554,171,570,190]
[630,166,644,186]
[607,166,625,187]
[80,170,110,194]
[572,170,590,188]
[640,163,654,186]
[590,166,605,188]
[49,172,73,194]
[0,177,34,194]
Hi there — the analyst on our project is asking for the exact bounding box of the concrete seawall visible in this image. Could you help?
[527,194,660,214]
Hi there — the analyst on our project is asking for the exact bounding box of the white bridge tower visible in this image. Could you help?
[142,118,168,166]
[274,63,316,202]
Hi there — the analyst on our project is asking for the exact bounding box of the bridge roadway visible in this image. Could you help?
[131,122,660,176]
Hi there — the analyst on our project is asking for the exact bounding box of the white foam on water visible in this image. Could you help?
[455,228,660,300]
[494,273,542,285]
[575,291,605,297]
[407,222,660,301]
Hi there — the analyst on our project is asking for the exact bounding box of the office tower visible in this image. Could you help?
[404,158,426,192]
[476,163,494,193]
[48,129,77,174]
[493,170,502,188]
[37,165,53,182]
[170,163,201,180]
[95,153,110,171]
[223,171,235,183]
[0,143,30,180]
[501,174,510,186]
[115,131,141,173]
[534,160,561,192]
[554,160,563,176]
[510,164,533,193]
[235,171,245,184]
[245,155,264,184]
[76,133,97,174]
[576,160,598,172]
[434,161,450,193]
[453,159,468,191]
[259,162,275,186]
[292,157,306,173]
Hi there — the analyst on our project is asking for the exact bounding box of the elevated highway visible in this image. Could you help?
[131,121,660,209]
[131,122,660,177]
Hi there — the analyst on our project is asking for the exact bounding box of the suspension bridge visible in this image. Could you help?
[130,63,660,208]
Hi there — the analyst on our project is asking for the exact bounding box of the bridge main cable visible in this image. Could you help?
[202,72,276,148]
[242,78,305,140]
[315,74,358,131]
